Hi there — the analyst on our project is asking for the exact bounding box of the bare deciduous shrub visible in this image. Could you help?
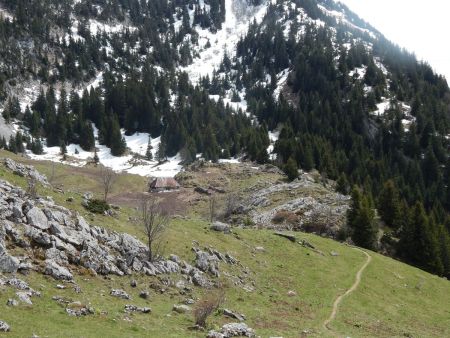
[100,166,116,202]
[140,195,170,262]
[193,288,225,328]
[208,194,216,223]
[271,210,299,225]
[223,193,239,218]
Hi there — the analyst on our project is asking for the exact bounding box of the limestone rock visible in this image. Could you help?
[44,260,73,280]
[207,323,256,338]
[0,243,19,273]
[139,290,150,299]
[124,305,151,314]
[26,207,49,230]
[172,304,191,313]
[110,289,130,299]
[6,299,18,307]
[210,221,231,233]
[223,309,246,322]
[0,320,10,332]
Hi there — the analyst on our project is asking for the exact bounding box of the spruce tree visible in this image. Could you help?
[348,186,378,250]
[284,157,298,181]
[145,136,153,161]
[378,180,402,229]
[398,202,443,275]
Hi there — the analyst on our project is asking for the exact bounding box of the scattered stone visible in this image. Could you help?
[139,290,150,299]
[210,222,231,233]
[185,298,195,305]
[124,305,151,314]
[130,280,137,288]
[110,289,130,300]
[274,232,296,242]
[172,304,191,313]
[6,278,32,291]
[330,251,339,257]
[287,290,297,297]
[254,246,265,252]
[0,320,10,332]
[16,291,33,305]
[207,323,255,338]
[56,284,66,289]
[6,299,18,307]
[223,309,246,322]
[194,187,211,195]
[66,302,94,316]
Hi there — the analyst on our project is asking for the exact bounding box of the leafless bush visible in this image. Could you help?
[272,210,299,226]
[223,193,239,218]
[100,166,116,202]
[193,288,225,328]
[140,195,170,262]
[208,194,216,223]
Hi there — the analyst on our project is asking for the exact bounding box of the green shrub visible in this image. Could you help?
[85,199,110,214]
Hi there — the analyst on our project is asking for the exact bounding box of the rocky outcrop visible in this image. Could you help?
[0,165,228,289]
[0,178,208,282]
[245,173,350,237]
[193,247,238,278]
[207,323,255,338]
[3,158,49,186]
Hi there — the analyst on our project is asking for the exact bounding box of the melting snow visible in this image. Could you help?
[273,68,290,100]
[27,126,183,178]
[181,0,268,85]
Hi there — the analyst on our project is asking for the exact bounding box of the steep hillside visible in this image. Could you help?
[0,155,450,338]
[1,0,450,307]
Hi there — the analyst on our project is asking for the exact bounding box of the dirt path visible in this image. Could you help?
[323,248,372,336]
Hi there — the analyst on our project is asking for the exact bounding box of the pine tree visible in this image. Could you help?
[156,139,167,162]
[93,148,99,165]
[284,157,298,181]
[336,173,349,195]
[398,202,443,275]
[145,136,153,161]
[378,180,402,229]
[348,186,378,250]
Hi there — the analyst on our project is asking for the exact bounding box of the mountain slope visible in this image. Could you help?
[1,0,450,288]
[1,154,450,337]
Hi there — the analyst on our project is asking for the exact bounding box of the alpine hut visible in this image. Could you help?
[149,177,180,192]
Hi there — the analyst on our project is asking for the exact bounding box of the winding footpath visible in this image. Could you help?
[323,248,372,336]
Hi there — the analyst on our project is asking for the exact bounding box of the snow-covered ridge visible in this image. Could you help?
[317,3,377,39]
[181,0,269,85]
